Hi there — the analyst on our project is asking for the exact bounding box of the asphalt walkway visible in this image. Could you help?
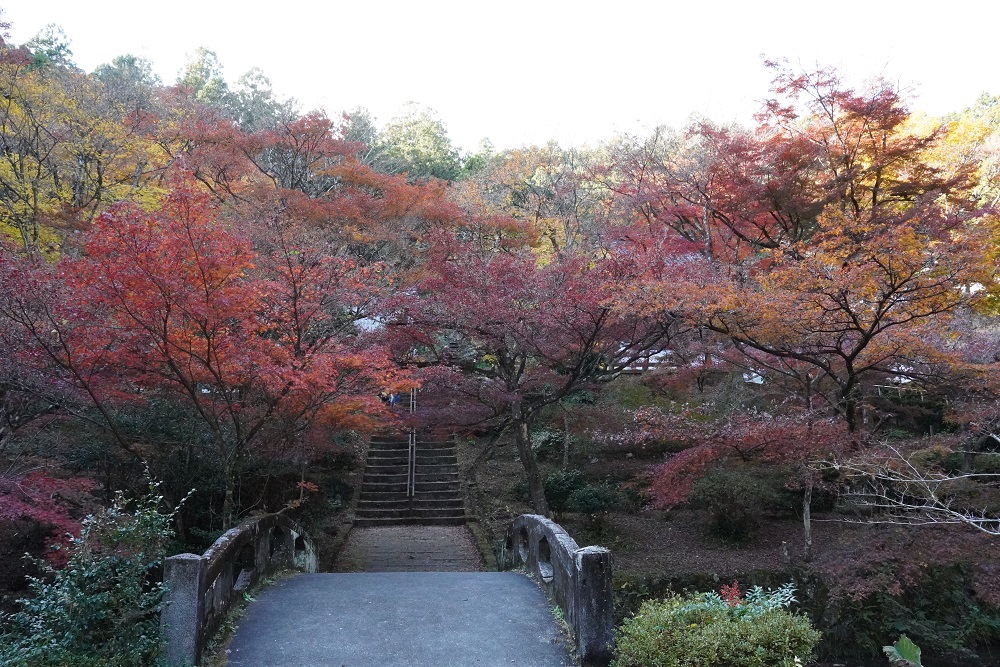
[226,526,571,666]
[226,572,573,667]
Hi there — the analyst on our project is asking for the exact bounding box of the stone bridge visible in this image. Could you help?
[160,513,613,666]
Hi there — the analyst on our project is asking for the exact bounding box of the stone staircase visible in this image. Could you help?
[355,433,466,526]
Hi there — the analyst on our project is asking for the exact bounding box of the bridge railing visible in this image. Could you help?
[160,513,317,666]
[504,514,613,667]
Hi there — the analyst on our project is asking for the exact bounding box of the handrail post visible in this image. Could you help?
[161,553,207,666]
[575,546,614,667]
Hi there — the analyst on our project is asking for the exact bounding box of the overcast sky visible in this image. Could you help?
[4,1,998,151]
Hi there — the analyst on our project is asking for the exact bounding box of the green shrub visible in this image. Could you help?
[814,562,1000,664]
[613,583,821,667]
[689,468,781,544]
[568,482,626,537]
[909,445,954,472]
[884,634,923,666]
[531,428,565,462]
[567,483,625,515]
[971,452,1000,475]
[0,481,181,667]
[544,469,587,520]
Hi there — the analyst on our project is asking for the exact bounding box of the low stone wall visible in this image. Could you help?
[160,513,316,666]
[505,514,613,667]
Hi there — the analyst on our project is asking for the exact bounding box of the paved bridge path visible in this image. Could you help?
[226,572,573,667]
[226,526,574,667]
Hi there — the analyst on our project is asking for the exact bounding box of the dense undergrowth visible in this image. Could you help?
[469,379,1000,667]
[0,482,176,667]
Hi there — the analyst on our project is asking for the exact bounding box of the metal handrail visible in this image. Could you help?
[407,389,417,498]
[407,428,416,498]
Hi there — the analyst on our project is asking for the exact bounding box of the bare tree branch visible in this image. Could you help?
[829,443,1000,535]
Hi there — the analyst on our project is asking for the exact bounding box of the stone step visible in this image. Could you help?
[414,482,462,494]
[355,507,466,519]
[353,516,466,527]
[361,471,459,484]
[367,447,409,455]
[353,511,467,521]
[416,450,458,467]
[358,430,465,527]
[364,455,408,464]
[359,489,463,502]
[363,467,409,477]
[361,482,408,493]
[367,450,456,463]
[368,438,453,447]
[361,480,461,492]
[362,472,409,481]
[415,464,458,474]
[413,473,459,483]
[356,499,411,510]
[357,498,465,510]
[367,447,458,463]
[414,448,456,456]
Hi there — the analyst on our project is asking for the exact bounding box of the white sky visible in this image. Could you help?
[3,1,998,152]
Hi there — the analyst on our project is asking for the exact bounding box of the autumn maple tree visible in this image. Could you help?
[0,172,402,526]
[619,63,997,432]
[617,405,849,559]
[0,471,96,565]
[397,235,675,514]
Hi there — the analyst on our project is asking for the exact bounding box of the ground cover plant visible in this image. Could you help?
[0,481,178,667]
[611,583,821,667]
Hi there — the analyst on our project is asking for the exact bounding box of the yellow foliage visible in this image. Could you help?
[0,58,172,256]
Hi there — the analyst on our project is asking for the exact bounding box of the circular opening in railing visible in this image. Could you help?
[269,527,286,558]
[517,526,529,563]
[537,535,554,583]
[233,543,255,592]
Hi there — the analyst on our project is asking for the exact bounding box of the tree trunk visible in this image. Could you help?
[804,372,814,412]
[465,422,509,480]
[802,479,813,562]
[513,400,549,516]
[842,377,861,432]
[173,507,189,544]
[844,398,860,432]
[562,413,571,469]
[222,467,235,530]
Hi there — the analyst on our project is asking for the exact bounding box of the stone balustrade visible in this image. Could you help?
[160,513,316,666]
[504,514,614,667]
